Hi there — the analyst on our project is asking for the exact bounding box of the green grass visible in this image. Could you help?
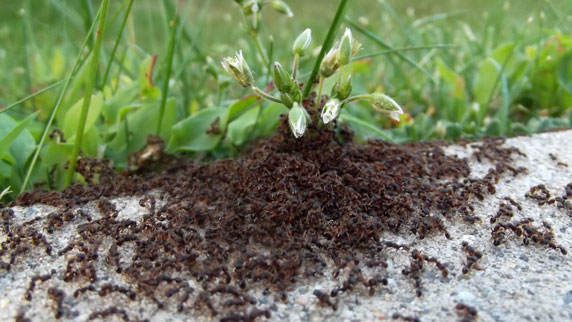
[0,0,571,201]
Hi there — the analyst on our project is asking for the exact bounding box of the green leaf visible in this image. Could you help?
[227,106,261,146]
[221,95,260,129]
[339,111,393,141]
[63,92,104,140]
[558,51,572,95]
[112,98,177,153]
[253,103,289,137]
[0,112,39,164]
[102,82,139,125]
[40,141,74,190]
[436,57,457,85]
[168,107,226,152]
[473,57,500,107]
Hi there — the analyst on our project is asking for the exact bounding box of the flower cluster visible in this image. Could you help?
[221,26,403,139]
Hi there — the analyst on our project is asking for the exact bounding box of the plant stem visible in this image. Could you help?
[303,0,349,98]
[342,94,369,104]
[101,0,134,89]
[156,14,178,135]
[64,0,110,187]
[251,32,270,67]
[315,76,324,110]
[292,53,300,79]
[252,86,282,103]
[20,8,102,193]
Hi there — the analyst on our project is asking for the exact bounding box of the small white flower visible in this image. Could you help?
[321,99,341,124]
[221,50,254,88]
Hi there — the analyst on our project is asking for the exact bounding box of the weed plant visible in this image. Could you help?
[0,0,571,201]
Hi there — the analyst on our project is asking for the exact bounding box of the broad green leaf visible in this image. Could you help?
[253,103,289,137]
[221,95,259,129]
[227,106,261,146]
[0,112,39,165]
[436,58,457,85]
[63,92,104,140]
[102,82,139,125]
[40,141,74,190]
[558,51,572,95]
[112,98,177,153]
[0,160,11,179]
[168,107,226,152]
[473,57,500,108]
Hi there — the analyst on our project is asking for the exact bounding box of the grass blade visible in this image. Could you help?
[345,17,437,84]
[156,9,179,135]
[1,81,63,114]
[0,112,39,160]
[339,113,393,142]
[64,0,111,187]
[101,0,135,89]
[302,0,349,98]
[353,44,456,61]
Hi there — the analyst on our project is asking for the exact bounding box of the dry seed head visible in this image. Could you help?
[221,50,254,88]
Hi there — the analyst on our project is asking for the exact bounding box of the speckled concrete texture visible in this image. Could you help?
[1,130,571,322]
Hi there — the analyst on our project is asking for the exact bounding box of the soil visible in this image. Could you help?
[0,119,541,321]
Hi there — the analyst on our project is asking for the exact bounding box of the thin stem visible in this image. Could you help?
[101,0,134,89]
[303,0,349,98]
[156,15,178,135]
[65,0,110,187]
[252,86,282,103]
[292,53,300,79]
[342,94,369,104]
[251,32,270,67]
[315,76,325,111]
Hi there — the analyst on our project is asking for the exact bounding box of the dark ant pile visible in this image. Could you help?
[0,121,553,321]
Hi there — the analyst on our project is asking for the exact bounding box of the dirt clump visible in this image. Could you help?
[2,122,528,320]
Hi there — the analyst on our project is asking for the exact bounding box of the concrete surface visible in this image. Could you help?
[1,130,571,322]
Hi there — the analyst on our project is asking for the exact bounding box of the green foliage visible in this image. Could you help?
[0,0,571,200]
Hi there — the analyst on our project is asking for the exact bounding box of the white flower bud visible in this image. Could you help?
[271,0,293,17]
[293,28,312,56]
[320,47,340,78]
[321,99,341,124]
[365,93,404,121]
[288,103,308,138]
[221,50,254,88]
[339,28,353,66]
